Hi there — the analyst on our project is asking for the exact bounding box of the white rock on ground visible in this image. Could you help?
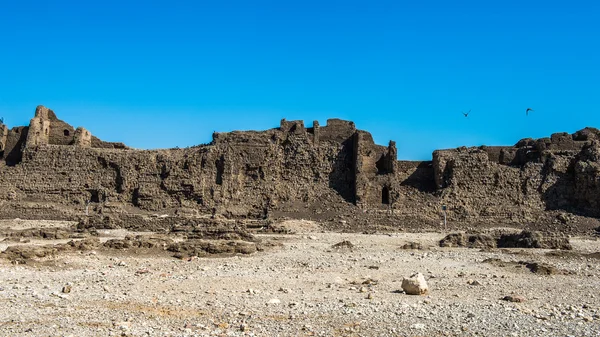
[402,272,429,295]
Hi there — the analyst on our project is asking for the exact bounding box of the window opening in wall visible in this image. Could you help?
[376,154,387,174]
[89,190,101,203]
[64,129,70,136]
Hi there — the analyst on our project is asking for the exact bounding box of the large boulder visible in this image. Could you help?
[402,272,429,295]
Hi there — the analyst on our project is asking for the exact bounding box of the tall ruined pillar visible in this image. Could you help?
[280,118,289,132]
[353,131,368,206]
[312,120,320,144]
[25,106,55,147]
[25,116,50,147]
[73,127,92,147]
[387,140,397,174]
[0,123,7,153]
[35,105,50,119]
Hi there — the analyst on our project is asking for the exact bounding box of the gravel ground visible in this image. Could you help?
[0,220,599,336]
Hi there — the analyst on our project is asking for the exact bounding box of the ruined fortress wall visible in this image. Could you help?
[2,105,600,224]
[0,117,376,218]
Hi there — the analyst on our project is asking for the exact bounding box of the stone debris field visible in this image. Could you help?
[0,220,599,337]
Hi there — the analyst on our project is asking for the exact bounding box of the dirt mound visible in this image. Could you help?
[483,258,568,275]
[2,245,60,261]
[439,233,497,248]
[400,242,424,250]
[522,262,564,275]
[103,235,174,250]
[332,240,355,250]
[170,220,255,241]
[440,230,572,250]
[545,250,600,260]
[167,240,259,259]
[0,228,84,240]
[497,231,572,249]
[1,238,101,263]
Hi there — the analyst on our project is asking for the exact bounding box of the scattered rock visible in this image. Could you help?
[62,285,72,294]
[523,262,563,275]
[400,242,423,250]
[267,298,281,305]
[484,258,568,275]
[439,233,496,248]
[332,240,355,250]
[467,279,482,286]
[502,295,526,303]
[411,323,426,330]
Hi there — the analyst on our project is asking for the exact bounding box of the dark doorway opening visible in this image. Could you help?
[382,186,390,204]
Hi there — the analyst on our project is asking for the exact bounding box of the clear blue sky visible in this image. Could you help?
[1,0,598,160]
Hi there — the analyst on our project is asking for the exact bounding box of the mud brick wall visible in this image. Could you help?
[1,105,600,223]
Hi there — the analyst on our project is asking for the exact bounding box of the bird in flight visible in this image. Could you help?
[462,110,471,117]
[526,108,534,116]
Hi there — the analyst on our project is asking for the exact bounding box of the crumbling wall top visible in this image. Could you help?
[319,119,357,143]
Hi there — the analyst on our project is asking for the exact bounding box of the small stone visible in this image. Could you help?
[502,296,526,303]
[268,298,281,305]
[411,323,425,330]
[62,285,72,294]
[359,287,368,293]
[467,279,482,286]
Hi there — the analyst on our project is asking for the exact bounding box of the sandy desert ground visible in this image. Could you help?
[0,220,599,337]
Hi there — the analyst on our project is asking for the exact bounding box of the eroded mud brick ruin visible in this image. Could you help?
[1,106,599,232]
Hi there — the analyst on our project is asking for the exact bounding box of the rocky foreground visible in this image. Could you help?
[0,220,599,337]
